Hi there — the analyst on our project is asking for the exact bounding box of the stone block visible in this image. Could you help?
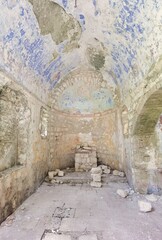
[91,151,97,157]
[90,181,102,188]
[91,173,101,182]
[48,171,55,179]
[113,170,125,177]
[91,167,102,174]
[90,157,97,163]
[104,168,111,174]
[58,171,64,177]
[117,189,129,198]
[138,200,152,212]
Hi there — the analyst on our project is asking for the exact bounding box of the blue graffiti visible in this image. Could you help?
[49,72,61,90]
[115,0,145,42]
[92,0,100,16]
[79,14,86,30]
[62,0,67,8]
[3,30,14,43]
[20,7,25,16]
[20,29,25,36]
[92,0,96,7]
[43,56,62,82]
[109,0,116,8]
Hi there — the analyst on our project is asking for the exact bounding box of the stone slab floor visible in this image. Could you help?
[0,178,162,240]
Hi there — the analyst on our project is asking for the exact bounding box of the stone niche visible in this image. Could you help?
[0,85,30,172]
[75,145,97,172]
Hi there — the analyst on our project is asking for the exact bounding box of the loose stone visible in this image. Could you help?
[91,173,101,182]
[58,171,64,177]
[117,189,129,198]
[113,170,125,177]
[91,167,102,174]
[138,200,152,212]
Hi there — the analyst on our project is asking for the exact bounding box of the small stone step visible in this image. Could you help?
[52,172,91,184]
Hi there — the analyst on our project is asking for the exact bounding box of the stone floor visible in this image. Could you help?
[0,174,162,240]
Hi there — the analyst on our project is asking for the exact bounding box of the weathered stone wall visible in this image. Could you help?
[49,109,124,171]
[0,86,30,172]
[0,77,49,224]
[123,82,162,194]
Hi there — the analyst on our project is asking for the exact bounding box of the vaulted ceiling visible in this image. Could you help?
[0,0,162,105]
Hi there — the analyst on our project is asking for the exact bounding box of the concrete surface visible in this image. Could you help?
[0,176,162,240]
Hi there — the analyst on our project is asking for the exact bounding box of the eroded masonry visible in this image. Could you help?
[0,0,162,235]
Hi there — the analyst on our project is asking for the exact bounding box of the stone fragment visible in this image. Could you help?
[58,171,64,177]
[48,171,55,179]
[90,181,102,188]
[104,168,111,174]
[138,200,152,212]
[51,179,57,184]
[113,170,125,177]
[91,167,102,174]
[117,189,129,198]
[91,173,101,182]
[145,194,158,202]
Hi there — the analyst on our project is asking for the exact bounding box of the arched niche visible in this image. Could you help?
[131,88,162,194]
[0,84,30,172]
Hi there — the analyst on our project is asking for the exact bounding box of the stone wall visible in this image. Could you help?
[0,77,49,223]
[124,85,162,194]
[49,109,124,171]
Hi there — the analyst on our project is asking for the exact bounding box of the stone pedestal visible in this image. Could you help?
[75,146,97,172]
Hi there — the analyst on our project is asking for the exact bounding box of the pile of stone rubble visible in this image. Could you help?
[90,165,125,188]
[46,165,159,214]
[116,187,159,213]
[47,169,65,184]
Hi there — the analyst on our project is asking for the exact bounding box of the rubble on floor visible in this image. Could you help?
[138,200,152,213]
[46,164,126,189]
[58,170,64,177]
[90,165,125,188]
[113,170,125,177]
[117,189,129,198]
[90,167,102,188]
[1,174,162,240]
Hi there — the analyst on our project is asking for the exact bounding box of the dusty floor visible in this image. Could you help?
[0,174,162,240]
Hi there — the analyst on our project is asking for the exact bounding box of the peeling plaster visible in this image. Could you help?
[28,0,82,46]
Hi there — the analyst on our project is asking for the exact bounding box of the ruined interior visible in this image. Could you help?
[0,1,162,240]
